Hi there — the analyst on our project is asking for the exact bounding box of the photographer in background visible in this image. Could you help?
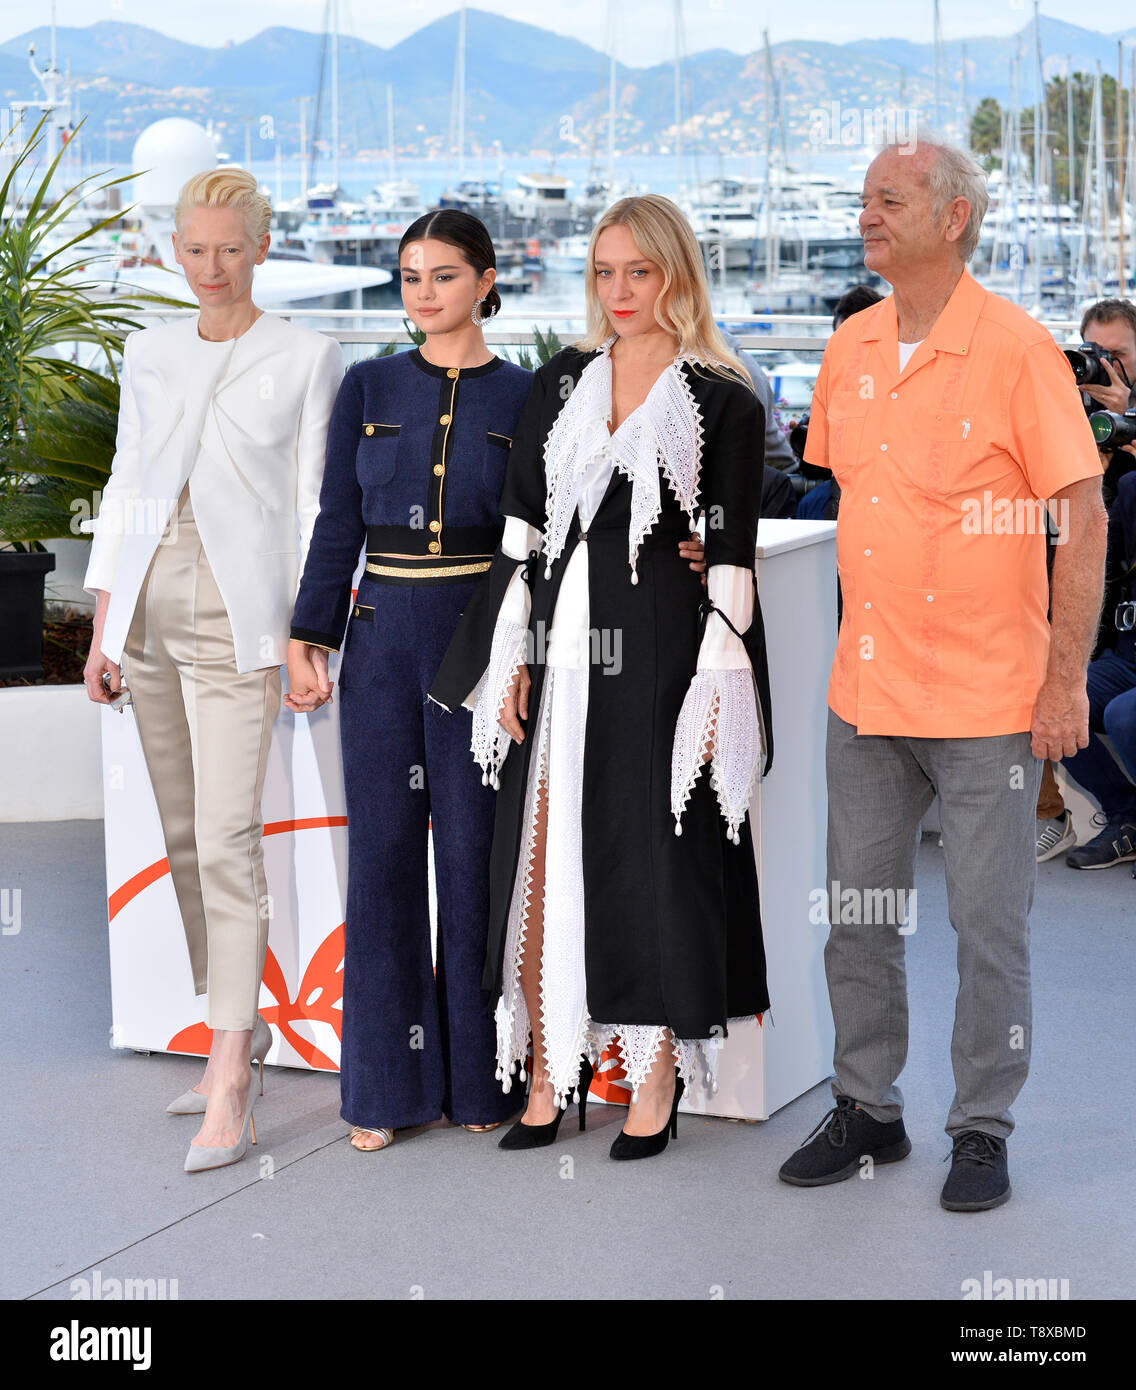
[1037,298,1136,861]
[1072,299,1136,506]
[1056,464,1136,869]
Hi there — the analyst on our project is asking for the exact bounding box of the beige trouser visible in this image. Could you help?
[121,483,281,1031]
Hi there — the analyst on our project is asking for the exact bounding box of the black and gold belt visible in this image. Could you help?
[363,553,493,586]
[363,524,498,585]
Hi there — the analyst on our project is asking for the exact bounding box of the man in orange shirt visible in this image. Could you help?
[779,136,1106,1210]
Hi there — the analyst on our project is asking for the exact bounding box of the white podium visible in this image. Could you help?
[101,521,838,1119]
[681,519,838,1120]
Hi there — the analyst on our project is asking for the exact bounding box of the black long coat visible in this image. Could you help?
[431,346,774,1039]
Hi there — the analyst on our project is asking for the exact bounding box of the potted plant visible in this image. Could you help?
[0,113,185,681]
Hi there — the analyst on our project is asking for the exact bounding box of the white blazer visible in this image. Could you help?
[83,313,344,673]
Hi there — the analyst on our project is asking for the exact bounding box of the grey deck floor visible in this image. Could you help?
[3,819,1132,1301]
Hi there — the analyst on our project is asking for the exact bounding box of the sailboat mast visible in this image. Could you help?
[387,83,395,185]
[762,29,774,283]
[672,0,683,198]
[458,4,466,182]
[1095,64,1106,294]
[331,0,340,190]
[607,5,616,190]
[933,0,943,133]
[1032,0,1044,310]
[1118,41,1126,294]
[1066,57,1075,209]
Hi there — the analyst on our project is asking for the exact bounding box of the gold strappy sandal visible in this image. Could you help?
[461,1123,503,1132]
[349,1125,394,1151]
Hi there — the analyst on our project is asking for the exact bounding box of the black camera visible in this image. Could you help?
[1090,408,1136,450]
[1064,340,1131,391]
[789,411,831,480]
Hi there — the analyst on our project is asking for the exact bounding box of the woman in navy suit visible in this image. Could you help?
[288,211,704,1150]
[288,212,532,1149]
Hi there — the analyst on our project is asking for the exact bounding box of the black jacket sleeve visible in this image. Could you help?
[696,370,773,774]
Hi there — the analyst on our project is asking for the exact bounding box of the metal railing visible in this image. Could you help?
[125,307,1087,357]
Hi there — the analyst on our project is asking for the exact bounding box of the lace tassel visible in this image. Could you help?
[468,618,528,789]
[670,669,763,842]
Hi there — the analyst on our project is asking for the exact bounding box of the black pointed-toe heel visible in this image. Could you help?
[609,1068,684,1160]
[498,1057,594,1150]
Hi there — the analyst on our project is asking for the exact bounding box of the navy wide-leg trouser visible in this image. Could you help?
[336,577,517,1129]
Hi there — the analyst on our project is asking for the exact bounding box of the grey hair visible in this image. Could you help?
[874,131,989,261]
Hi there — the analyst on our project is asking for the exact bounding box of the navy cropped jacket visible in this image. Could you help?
[291,347,534,651]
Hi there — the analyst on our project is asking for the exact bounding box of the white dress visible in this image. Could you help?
[465,339,764,1108]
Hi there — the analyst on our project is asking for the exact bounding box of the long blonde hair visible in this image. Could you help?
[577,194,751,389]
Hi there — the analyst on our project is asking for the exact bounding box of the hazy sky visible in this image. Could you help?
[5,0,1134,70]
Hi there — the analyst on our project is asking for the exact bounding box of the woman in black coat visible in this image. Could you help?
[431,195,773,1158]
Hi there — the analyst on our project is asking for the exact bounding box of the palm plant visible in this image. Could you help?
[0,113,188,547]
[512,325,562,369]
[373,317,562,368]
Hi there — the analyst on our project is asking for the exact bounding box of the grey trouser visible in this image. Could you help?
[122,483,281,1032]
[824,708,1042,1139]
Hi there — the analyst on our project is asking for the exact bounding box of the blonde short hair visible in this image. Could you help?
[174,167,271,242]
[578,194,751,389]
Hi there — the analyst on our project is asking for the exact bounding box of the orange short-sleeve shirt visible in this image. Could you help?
[805,268,1103,737]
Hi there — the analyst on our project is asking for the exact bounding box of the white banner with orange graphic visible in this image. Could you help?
[102,663,348,1076]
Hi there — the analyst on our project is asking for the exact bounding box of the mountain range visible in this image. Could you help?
[2,10,1134,162]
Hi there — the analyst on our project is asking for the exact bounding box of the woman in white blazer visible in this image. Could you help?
[82,168,344,1173]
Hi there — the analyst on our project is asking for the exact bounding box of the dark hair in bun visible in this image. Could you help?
[398,209,501,319]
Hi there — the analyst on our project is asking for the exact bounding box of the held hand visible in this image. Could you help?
[285,641,334,714]
[678,530,706,576]
[499,663,531,745]
[1032,676,1090,762]
[311,647,331,695]
[1083,356,1133,415]
[83,646,120,705]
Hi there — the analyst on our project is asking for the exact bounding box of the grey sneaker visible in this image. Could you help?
[1036,810,1076,863]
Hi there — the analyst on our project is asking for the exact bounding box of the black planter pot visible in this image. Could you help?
[0,550,56,681]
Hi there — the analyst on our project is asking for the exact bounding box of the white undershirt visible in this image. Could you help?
[898,339,924,371]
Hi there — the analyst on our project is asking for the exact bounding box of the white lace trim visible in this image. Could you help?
[670,668,763,844]
[591,1024,725,1099]
[468,615,529,790]
[539,337,704,585]
[494,674,552,1097]
[495,662,724,1109]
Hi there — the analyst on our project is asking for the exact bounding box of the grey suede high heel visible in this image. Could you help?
[167,1014,272,1114]
[183,1086,257,1173]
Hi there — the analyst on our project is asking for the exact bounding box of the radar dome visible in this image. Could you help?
[131,120,219,211]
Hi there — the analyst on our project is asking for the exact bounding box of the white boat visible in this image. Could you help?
[745,269,829,315]
[506,173,575,222]
[366,177,427,224]
[543,234,591,273]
